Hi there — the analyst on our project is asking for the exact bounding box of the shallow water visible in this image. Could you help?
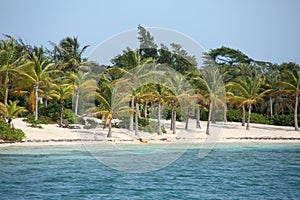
[1,143,300,199]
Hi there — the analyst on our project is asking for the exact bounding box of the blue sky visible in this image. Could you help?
[1,0,299,64]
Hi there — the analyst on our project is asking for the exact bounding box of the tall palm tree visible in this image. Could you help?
[52,84,73,125]
[0,100,27,125]
[0,36,24,104]
[111,51,153,131]
[228,74,271,130]
[21,47,55,121]
[68,71,97,115]
[196,66,226,135]
[277,64,300,131]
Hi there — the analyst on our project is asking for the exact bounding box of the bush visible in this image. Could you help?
[200,108,208,121]
[39,104,76,124]
[0,122,25,142]
[39,104,61,120]
[139,120,158,133]
[226,109,271,124]
[226,109,242,122]
[248,112,271,125]
[23,114,53,127]
[64,109,76,124]
[272,114,300,127]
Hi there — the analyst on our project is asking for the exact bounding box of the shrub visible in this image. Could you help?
[64,109,76,124]
[39,104,76,124]
[23,114,53,126]
[226,109,271,124]
[272,114,300,127]
[226,109,242,122]
[248,112,271,125]
[0,122,25,142]
[39,104,61,120]
[200,108,208,121]
[140,120,158,133]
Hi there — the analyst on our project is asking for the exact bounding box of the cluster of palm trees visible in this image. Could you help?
[0,32,299,140]
[0,35,89,126]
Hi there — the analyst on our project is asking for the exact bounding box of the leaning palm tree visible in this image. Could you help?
[21,47,55,121]
[51,84,73,125]
[227,74,271,130]
[277,64,300,131]
[0,100,27,125]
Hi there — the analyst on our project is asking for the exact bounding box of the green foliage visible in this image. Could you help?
[64,109,76,124]
[162,125,167,134]
[200,108,208,121]
[226,109,242,122]
[39,104,61,120]
[248,112,271,125]
[226,109,271,124]
[272,115,300,127]
[140,120,158,133]
[39,104,76,124]
[0,122,25,142]
[165,106,183,121]
[24,114,53,127]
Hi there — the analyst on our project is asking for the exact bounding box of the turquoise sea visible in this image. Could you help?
[1,143,300,199]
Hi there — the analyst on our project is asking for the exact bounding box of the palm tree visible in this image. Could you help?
[68,71,97,115]
[0,35,24,104]
[111,51,153,131]
[196,66,226,135]
[227,74,271,130]
[21,47,55,121]
[277,64,300,131]
[51,84,73,125]
[0,100,27,125]
[51,36,89,72]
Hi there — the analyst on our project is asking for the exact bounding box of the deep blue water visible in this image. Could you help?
[1,143,300,199]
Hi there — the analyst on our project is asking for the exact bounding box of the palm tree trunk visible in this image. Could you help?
[196,106,201,129]
[107,119,112,138]
[242,104,245,126]
[144,101,148,119]
[246,104,252,130]
[60,103,64,125]
[4,87,8,105]
[211,104,216,124]
[185,108,190,130]
[34,84,39,121]
[294,94,299,131]
[270,97,273,121]
[173,110,176,134]
[157,102,162,135]
[135,102,140,138]
[206,102,213,135]
[4,72,9,105]
[75,89,80,115]
[224,104,227,123]
[129,96,134,131]
[45,98,48,108]
[170,106,174,131]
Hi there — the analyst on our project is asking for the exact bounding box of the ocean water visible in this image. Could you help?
[1,143,300,199]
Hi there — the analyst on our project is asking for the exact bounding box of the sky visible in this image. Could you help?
[1,0,300,64]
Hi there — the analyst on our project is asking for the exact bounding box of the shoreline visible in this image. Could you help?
[1,118,300,148]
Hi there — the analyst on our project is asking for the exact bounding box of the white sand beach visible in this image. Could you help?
[1,118,300,147]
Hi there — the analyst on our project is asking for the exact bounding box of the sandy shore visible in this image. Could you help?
[1,118,300,147]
